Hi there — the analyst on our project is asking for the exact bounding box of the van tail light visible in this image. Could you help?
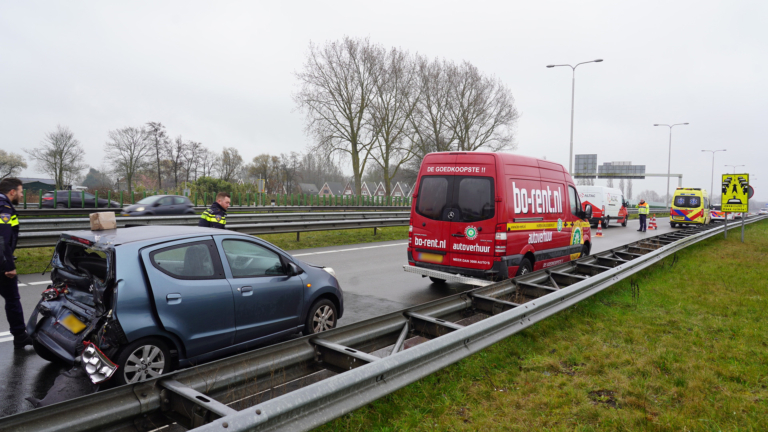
[82,342,118,384]
[494,223,507,257]
[408,224,413,246]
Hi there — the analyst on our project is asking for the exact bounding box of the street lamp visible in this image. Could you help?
[547,59,604,175]
[701,149,726,204]
[654,123,689,205]
[725,164,745,174]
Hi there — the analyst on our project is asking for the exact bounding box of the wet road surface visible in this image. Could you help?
[0,218,673,418]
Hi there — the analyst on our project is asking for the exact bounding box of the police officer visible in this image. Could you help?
[0,178,32,348]
[637,199,649,232]
[198,192,230,229]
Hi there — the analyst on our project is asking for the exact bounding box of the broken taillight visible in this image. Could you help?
[82,342,118,384]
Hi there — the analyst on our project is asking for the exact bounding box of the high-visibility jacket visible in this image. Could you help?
[198,202,227,229]
[637,202,649,215]
[0,193,20,272]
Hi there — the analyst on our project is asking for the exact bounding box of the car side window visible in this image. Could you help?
[150,241,222,279]
[158,197,174,206]
[222,240,287,278]
[173,196,187,205]
[568,186,579,215]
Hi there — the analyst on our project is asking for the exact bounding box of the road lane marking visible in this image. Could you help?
[0,337,13,344]
[0,331,10,337]
[28,281,50,285]
[293,242,408,257]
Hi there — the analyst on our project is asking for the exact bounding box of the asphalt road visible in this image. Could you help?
[0,218,673,418]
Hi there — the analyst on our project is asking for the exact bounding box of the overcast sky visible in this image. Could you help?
[2,1,766,200]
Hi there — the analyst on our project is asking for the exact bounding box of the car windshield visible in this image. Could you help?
[415,175,495,222]
[674,196,701,208]
[712,205,721,211]
[135,196,160,205]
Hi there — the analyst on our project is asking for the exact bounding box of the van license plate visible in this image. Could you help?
[418,252,444,264]
[60,314,87,334]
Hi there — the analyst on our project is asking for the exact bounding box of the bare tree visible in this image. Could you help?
[145,122,169,190]
[0,149,27,179]
[618,178,625,195]
[167,136,188,188]
[627,179,633,200]
[411,56,454,155]
[445,61,519,152]
[25,125,87,189]
[199,148,218,178]
[280,152,302,194]
[370,47,420,195]
[294,37,379,196]
[606,178,614,188]
[105,126,151,197]
[218,147,243,183]
[183,141,204,183]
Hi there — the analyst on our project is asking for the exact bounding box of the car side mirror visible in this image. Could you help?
[286,262,301,276]
[583,204,593,221]
[153,202,162,207]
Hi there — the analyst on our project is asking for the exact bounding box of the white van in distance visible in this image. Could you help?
[577,186,629,228]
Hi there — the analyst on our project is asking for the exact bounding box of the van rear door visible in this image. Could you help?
[411,155,456,266]
[445,176,497,270]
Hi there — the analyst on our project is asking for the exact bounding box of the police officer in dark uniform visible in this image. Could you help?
[198,192,230,229]
[0,177,32,348]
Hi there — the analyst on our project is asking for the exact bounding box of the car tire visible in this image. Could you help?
[304,299,338,335]
[114,338,173,386]
[429,277,446,284]
[33,340,62,363]
[56,203,67,209]
[516,258,533,276]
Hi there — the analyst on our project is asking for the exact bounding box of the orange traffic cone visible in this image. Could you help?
[595,220,603,237]
[649,214,658,230]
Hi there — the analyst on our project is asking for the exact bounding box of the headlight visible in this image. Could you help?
[81,342,118,384]
[135,207,145,212]
[322,267,336,277]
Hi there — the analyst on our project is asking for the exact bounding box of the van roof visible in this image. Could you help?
[424,152,568,172]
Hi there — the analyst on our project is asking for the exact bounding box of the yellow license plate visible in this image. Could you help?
[672,216,684,220]
[418,252,444,264]
[60,314,87,334]
[121,213,130,216]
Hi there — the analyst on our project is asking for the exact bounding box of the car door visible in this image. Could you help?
[141,238,236,358]
[215,237,304,344]
[152,197,173,215]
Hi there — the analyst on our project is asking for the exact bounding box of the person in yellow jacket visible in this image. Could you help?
[637,199,649,232]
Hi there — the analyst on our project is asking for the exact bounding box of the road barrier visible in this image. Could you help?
[17,205,411,217]
[16,217,411,249]
[4,215,763,431]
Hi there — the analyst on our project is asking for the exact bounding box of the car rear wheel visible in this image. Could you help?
[114,338,172,386]
[56,203,66,209]
[516,258,533,276]
[33,340,62,363]
[304,299,337,335]
[429,277,446,284]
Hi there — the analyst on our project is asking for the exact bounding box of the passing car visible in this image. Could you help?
[27,226,343,385]
[42,190,120,209]
[759,208,768,215]
[122,195,195,216]
[709,205,735,222]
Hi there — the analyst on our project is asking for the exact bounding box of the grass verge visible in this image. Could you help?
[13,226,409,275]
[318,219,768,431]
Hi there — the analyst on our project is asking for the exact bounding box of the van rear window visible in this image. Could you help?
[415,176,495,222]
[674,196,701,208]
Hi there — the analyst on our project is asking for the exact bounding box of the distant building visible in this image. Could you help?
[298,183,319,195]
[391,182,408,197]
[372,182,387,197]
[318,182,345,197]
[342,182,355,195]
[18,177,62,193]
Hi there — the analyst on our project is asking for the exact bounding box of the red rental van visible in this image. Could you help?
[407,152,593,281]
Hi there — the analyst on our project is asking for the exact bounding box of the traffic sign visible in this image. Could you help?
[721,173,749,213]
[748,185,755,199]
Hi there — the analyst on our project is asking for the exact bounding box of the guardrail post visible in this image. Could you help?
[107,191,110,207]
[23,191,27,209]
[95,190,99,208]
[143,191,147,201]
[38,191,42,209]
[68,190,71,208]
[119,191,123,206]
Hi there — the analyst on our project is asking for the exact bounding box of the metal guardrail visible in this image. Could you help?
[19,211,410,232]
[17,205,410,217]
[4,215,763,431]
[16,217,411,249]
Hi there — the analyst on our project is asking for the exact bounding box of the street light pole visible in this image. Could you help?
[654,123,689,206]
[547,59,603,175]
[701,149,726,204]
[725,164,745,174]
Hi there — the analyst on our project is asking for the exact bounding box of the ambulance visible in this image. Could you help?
[407,152,593,282]
[577,186,629,228]
[670,188,711,228]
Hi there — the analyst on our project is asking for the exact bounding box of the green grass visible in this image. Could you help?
[13,227,409,275]
[317,220,768,432]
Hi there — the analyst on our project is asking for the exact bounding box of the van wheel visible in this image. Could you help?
[304,299,337,335]
[429,277,446,284]
[604,217,610,228]
[516,258,533,276]
[581,244,591,258]
[33,340,62,363]
[114,338,173,386]
[670,223,676,228]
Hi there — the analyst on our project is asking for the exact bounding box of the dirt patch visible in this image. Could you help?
[456,406,472,423]
[559,361,585,376]
[588,390,618,408]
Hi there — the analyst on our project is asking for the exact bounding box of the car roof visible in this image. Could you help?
[62,225,249,248]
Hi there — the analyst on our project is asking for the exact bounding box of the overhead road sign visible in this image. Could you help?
[721,173,749,213]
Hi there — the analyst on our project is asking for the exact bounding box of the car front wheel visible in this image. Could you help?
[304,299,337,335]
[114,338,172,386]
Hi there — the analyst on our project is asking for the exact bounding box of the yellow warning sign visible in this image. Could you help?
[721,173,749,213]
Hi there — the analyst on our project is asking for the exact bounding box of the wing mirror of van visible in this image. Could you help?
[582,204,593,221]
